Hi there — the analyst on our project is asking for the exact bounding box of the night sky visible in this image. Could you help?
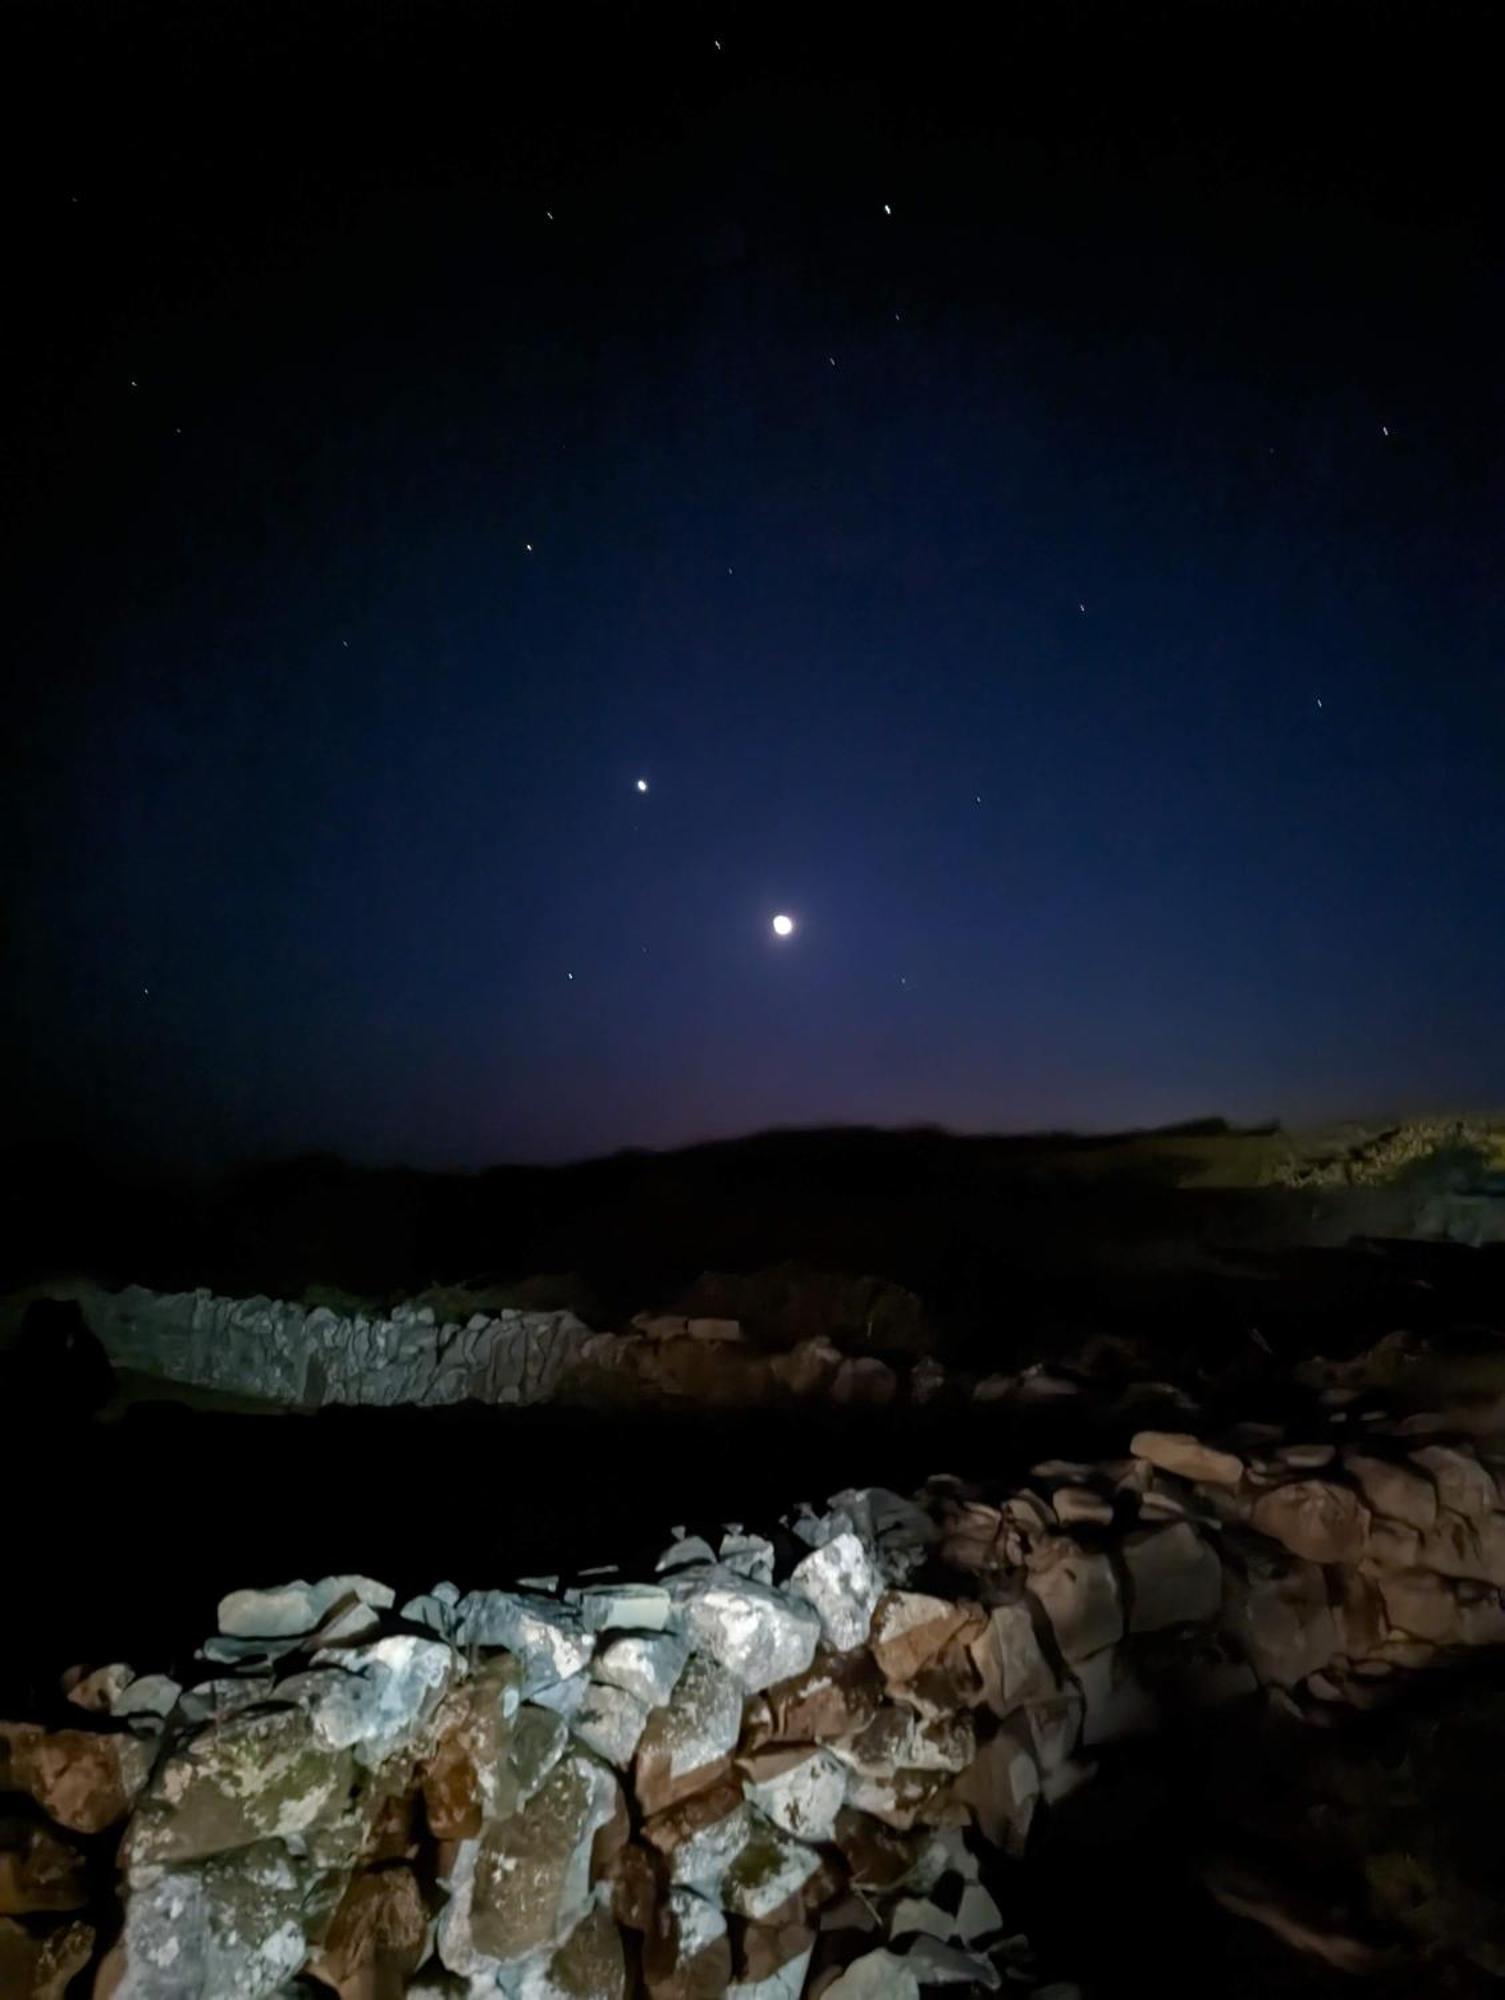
[6,3,1502,1169]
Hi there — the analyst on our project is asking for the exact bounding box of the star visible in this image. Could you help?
[566,971,574,981]
[635,777,649,793]
[713,38,721,49]
[545,210,554,221]
[771,913,795,938]
[1316,696,1324,709]
[828,356,836,367]
[1381,425,1390,438]
[1078,603,1086,614]
[129,378,138,389]
[883,203,892,215]
[524,542,533,552]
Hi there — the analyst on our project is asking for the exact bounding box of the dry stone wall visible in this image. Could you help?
[78,1286,595,1408]
[6,1408,1505,1996]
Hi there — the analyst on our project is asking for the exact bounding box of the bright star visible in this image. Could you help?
[771,913,795,938]
[636,778,649,793]
[883,203,892,215]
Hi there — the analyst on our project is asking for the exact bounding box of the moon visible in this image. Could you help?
[771,913,795,937]
[635,777,649,793]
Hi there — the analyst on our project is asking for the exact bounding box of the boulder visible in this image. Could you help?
[769,1338,844,1399]
[1129,1432,1243,1488]
[1341,1454,1437,1532]
[574,1583,672,1634]
[307,1866,427,1997]
[280,1634,455,1768]
[1027,1542,1123,1661]
[634,1652,745,1814]
[12,1727,151,1835]
[420,1655,525,1838]
[1123,1524,1223,1632]
[0,1824,87,1915]
[573,1682,650,1768]
[448,1592,594,1692]
[1410,1444,1497,1520]
[820,1950,921,2000]
[1223,1551,1339,1686]
[1250,1480,1370,1565]
[870,1595,975,1687]
[755,1650,884,1746]
[123,1707,355,1870]
[830,1358,899,1407]
[739,1744,847,1842]
[98,1840,334,1998]
[969,1600,1058,1715]
[217,1576,394,1640]
[788,1533,884,1652]
[948,1724,1040,1852]
[667,1801,821,1920]
[666,1569,820,1693]
[646,1885,731,1999]
[0,1916,93,1999]
[594,1632,690,1710]
[517,1899,628,2000]
[465,1750,622,1964]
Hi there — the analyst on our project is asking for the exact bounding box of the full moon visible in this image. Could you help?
[771,913,795,937]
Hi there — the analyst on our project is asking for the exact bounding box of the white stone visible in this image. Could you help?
[452,1592,594,1690]
[572,1582,671,1632]
[285,1635,455,1767]
[215,1575,400,1637]
[114,1673,182,1721]
[742,1745,847,1842]
[788,1531,884,1651]
[593,1631,689,1709]
[727,1944,814,2000]
[571,1681,649,1767]
[666,1566,821,1692]
[669,1802,821,1919]
[821,1951,922,2000]
[720,1531,777,1583]
[657,1534,719,1571]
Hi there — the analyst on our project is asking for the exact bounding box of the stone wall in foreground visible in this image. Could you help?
[5,1411,1505,1995]
[78,1285,595,1408]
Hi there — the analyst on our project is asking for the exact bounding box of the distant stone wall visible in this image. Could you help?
[78,1285,595,1408]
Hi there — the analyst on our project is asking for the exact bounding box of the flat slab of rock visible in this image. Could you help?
[216,1575,393,1639]
[1250,1480,1370,1565]
[1130,1432,1243,1488]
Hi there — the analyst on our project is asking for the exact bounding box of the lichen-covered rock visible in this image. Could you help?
[517,1898,628,2000]
[123,1707,356,1870]
[307,1865,427,1996]
[573,1682,650,1768]
[466,1750,621,1964]
[666,1801,821,1920]
[420,1655,525,1838]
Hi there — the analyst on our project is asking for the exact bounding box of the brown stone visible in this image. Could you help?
[737,1919,815,1984]
[0,1825,88,1915]
[1250,1480,1370,1565]
[1421,1510,1505,1585]
[539,1900,628,2000]
[470,1750,622,1962]
[947,1722,1040,1853]
[23,1729,150,1835]
[420,1656,521,1839]
[938,1502,1010,1573]
[761,1650,883,1745]
[633,1653,744,1816]
[969,1599,1059,1716]
[1367,1518,1422,1568]
[869,1594,973,1685]
[308,1867,426,1998]
[1342,1452,1437,1532]
[829,1808,928,1889]
[1130,1432,1244,1487]
[0,1727,42,1794]
[1409,1445,1497,1520]
[0,1915,94,2000]
[1028,1540,1123,1660]
[606,1841,662,1933]
[644,1886,732,2000]
[641,1780,746,1859]
[1333,1570,1389,1659]
[1372,1569,1461,1645]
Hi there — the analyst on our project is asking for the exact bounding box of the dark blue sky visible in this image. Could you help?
[6,3,1503,1167]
